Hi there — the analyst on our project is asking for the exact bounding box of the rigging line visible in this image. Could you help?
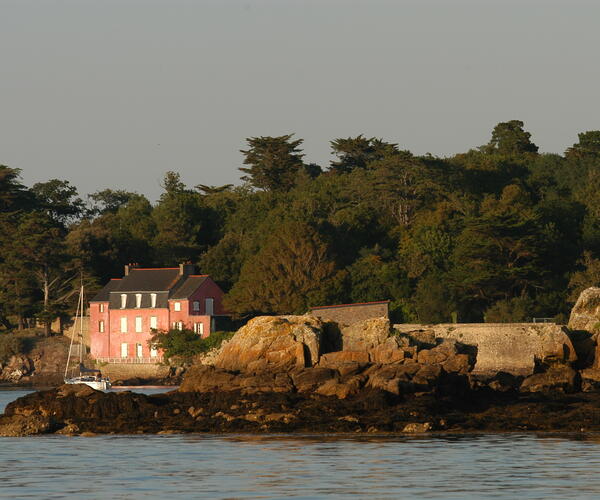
[64,284,82,379]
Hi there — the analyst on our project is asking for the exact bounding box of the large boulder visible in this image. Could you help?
[395,323,576,376]
[568,288,600,367]
[341,317,391,351]
[214,315,323,373]
[520,366,579,393]
[569,287,600,333]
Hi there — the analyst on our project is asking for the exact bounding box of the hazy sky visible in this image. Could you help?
[1,0,599,201]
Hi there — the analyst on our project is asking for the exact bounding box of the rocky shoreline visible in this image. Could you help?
[5,288,600,437]
[4,382,600,437]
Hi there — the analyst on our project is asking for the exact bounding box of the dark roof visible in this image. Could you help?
[108,291,170,309]
[90,279,122,302]
[111,268,182,292]
[311,300,390,311]
[170,275,208,299]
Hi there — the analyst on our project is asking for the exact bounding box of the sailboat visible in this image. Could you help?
[64,282,112,391]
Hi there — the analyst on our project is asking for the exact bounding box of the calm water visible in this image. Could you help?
[2,390,600,499]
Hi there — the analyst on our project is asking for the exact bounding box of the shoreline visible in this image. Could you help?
[4,383,600,437]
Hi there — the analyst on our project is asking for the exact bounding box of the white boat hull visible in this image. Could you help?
[65,377,112,391]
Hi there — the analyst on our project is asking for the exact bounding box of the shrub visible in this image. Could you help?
[149,329,235,362]
[0,335,26,362]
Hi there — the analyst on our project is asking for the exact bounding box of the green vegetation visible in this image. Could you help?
[2,121,600,327]
[149,329,234,362]
[0,334,26,362]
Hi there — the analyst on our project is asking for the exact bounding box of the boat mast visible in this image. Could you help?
[64,283,82,379]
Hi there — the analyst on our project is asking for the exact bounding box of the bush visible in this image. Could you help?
[0,335,26,362]
[149,329,235,362]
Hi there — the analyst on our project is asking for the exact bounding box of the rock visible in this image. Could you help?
[396,323,577,376]
[215,315,323,372]
[569,287,600,334]
[0,414,52,437]
[179,365,237,392]
[319,351,370,366]
[486,372,521,392]
[366,365,415,395]
[402,422,432,433]
[442,354,472,374]
[580,368,600,392]
[315,377,362,399]
[520,366,579,393]
[404,329,436,348]
[291,368,336,392]
[417,342,455,365]
[341,317,391,351]
[412,364,443,390]
[369,337,405,364]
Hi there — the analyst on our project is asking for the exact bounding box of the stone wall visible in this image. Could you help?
[54,316,91,348]
[93,362,170,382]
[394,323,576,376]
[310,301,389,326]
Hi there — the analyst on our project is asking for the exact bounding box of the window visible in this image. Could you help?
[120,294,127,309]
[192,301,200,312]
[120,317,127,333]
[121,343,128,358]
[99,303,105,313]
[194,322,204,336]
[150,293,157,308]
[205,298,214,315]
[136,343,143,358]
[135,316,142,333]
[135,294,142,308]
[150,344,158,358]
[150,316,157,330]
[99,320,105,333]
[177,321,183,331]
[174,301,181,312]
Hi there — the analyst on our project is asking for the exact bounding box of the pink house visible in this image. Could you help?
[89,264,228,362]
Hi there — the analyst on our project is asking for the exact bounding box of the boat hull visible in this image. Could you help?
[65,377,112,391]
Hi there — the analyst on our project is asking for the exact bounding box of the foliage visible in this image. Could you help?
[239,134,304,191]
[149,329,234,362]
[2,121,600,325]
[0,334,26,362]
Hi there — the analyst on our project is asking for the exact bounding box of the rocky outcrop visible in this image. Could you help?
[395,323,576,376]
[568,288,600,368]
[520,366,579,393]
[214,315,323,372]
[569,287,600,333]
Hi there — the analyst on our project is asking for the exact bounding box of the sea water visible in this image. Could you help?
[2,389,600,499]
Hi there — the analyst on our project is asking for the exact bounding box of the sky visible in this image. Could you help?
[1,0,599,201]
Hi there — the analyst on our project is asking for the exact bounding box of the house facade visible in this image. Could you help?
[89,264,227,362]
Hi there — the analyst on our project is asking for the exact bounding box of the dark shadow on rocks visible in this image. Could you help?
[320,321,343,354]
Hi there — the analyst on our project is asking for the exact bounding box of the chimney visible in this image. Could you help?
[124,263,139,276]
[179,263,195,276]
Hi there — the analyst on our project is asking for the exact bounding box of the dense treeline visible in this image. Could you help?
[2,120,600,332]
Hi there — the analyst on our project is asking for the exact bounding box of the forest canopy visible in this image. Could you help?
[2,121,600,331]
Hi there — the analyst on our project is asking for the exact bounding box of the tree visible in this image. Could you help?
[160,171,186,198]
[330,135,397,173]
[88,189,137,215]
[566,131,600,159]
[239,134,304,191]
[0,165,32,212]
[7,212,78,335]
[225,222,339,314]
[31,179,84,225]
[484,120,538,155]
